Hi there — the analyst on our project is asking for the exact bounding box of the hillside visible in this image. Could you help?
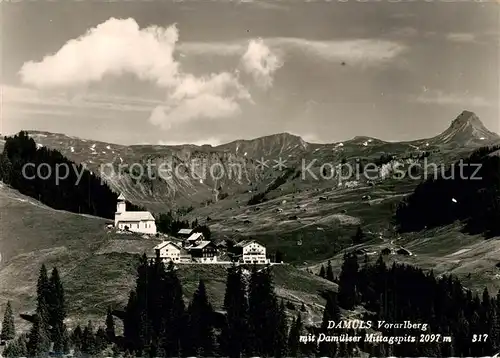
[0,184,334,332]
[2,110,500,334]
[24,111,498,213]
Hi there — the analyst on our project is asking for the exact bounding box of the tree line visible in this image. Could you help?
[4,252,499,357]
[318,253,500,357]
[0,132,143,219]
[0,132,210,238]
[395,145,500,237]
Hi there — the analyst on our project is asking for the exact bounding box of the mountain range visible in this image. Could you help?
[15,110,499,211]
[0,110,499,332]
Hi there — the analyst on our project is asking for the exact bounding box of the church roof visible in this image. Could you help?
[116,211,154,222]
[117,193,126,201]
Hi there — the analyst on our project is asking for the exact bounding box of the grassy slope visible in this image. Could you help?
[307,223,500,295]
[0,183,334,332]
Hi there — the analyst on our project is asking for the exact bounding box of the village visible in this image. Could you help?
[113,193,274,265]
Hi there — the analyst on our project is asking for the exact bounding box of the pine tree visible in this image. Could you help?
[4,340,19,358]
[319,265,326,279]
[159,261,186,357]
[1,301,15,341]
[27,307,50,357]
[274,300,288,358]
[95,327,108,353]
[338,253,359,309]
[221,265,248,358]
[105,306,116,343]
[288,313,303,357]
[187,280,215,357]
[49,267,66,329]
[52,323,64,354]
[36,264,51,309]
[71,325,83,353]
[326,260,334,282]
[17,335,28,357]
[247,265,280,357]
[81,321,96,355]
[319,292,341,357]
[124,291,139,353]
[62,325,70,354]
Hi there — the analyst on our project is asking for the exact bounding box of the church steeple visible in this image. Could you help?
[116,193,126,213]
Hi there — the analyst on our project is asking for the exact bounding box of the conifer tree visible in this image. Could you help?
[247,265,280,357]
[49,267,66,329]
[27,307,50,357]
[18,335,28,356]
[105,306,116,343]
[62,324,70,354]
[4,340,21,358]
[36,265,51,317]
[187,280,215,357]
[95,327,108,353]
[288,313,303,357]
[221,265,248,358]
[338,253,359,309]
[124,291,139,353]
[1,301,15,341]
[71,325,83,353]
[81,321,96,355]
[326,260,334,282]
[52,323,64,354]
[274,300,288,358]
[159,261,186,357]
[319,265,326,279]
[319,292,341,357]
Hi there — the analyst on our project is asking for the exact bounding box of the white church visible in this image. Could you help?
[114,193,157,235]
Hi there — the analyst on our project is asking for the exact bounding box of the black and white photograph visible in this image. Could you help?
[1,0,499,357]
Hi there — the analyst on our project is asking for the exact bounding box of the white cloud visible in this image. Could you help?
[415,90,494,107]
[179,37,407,66]
[20,18,180,89]
[240,39,283,89]
[2,85,162,112]
[17,18,281,129]
[275,38,407,65]
[445,33,477,43]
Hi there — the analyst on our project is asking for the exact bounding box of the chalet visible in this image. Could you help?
[185,232,204,247]
[114,193,156,235]
[154,241,191,263]
[177,228,194,239]
[190,241,218,263]
[233,240,270,264]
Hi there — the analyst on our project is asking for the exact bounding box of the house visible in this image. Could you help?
[177,228,194,239]
[154,241,191,263]
[185,232,204,247]
[190,241,218,263]
[233,240,270,264]
[114,193,156,235]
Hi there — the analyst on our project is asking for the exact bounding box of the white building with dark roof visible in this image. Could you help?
[155,241,191,263]
[114,193,156,235]
[189,240,218,263]
[233,240,269,264]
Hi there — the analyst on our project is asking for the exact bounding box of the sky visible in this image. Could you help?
[1,0,499,146]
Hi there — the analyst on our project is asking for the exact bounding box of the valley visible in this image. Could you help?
[1,110,499,334]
